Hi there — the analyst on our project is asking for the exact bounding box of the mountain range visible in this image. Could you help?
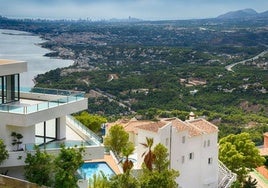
[0,8,268,22]
[217,8,268,19]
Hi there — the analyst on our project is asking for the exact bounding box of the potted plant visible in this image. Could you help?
[11,132,23,151]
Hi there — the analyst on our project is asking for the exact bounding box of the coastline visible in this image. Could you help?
[0,29,74,87]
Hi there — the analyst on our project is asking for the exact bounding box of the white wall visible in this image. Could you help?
[0,98,88,127]
[170,127,218,188]
[7,125,35,150]
[158,123,172,158]
[136,121,218,188]
[136,129,159,169]
[200,133,218,188]
[0,61,27,76]
[0,145,104,168]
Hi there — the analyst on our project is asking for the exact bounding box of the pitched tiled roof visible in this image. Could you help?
[108,117,218,137]
[171,118,202,137]
[107,118,154,134]
[187,118,218,134]
[124,120,153,134]
[165,118,218,137]
[137,121,167,133]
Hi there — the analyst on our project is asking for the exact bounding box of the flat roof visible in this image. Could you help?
[0,59,27,76]
[0,59,25,65]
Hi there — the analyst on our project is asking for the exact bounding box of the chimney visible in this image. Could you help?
[189,112,195,121]
[264,133,268,148]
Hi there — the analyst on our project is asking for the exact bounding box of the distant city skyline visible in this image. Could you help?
[1,0,268,21]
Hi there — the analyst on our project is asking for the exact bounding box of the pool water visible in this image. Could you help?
[79,162,115,180]
[25,140,92,150]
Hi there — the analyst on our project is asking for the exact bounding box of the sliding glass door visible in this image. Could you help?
[0,74,20,104]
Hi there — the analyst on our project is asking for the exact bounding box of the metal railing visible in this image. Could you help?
[21,87,85,97]
[218,160,237,188]
[66,115,102,145]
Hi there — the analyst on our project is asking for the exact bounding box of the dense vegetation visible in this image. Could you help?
[101,126,179,188]
[24,145,84,188]
[1,16,268,144]
[0,139,9,165]
[219,133,265,185]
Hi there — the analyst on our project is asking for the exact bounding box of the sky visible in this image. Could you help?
[1,0,268,21]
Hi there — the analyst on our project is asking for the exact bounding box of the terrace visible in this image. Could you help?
[0,59,104,171]
[0,87,85,114]
[1,112,104,169]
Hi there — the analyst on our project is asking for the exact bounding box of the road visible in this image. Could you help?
[225,50,268,72]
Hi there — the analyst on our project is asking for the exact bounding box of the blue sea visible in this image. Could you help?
[0,29,73,87]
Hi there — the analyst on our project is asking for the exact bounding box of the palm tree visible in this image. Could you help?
[121,142,135,173]
[140,137,155,171]
[243,176,257,188]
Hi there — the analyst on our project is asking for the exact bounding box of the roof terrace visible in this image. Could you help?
[0,87,85,114]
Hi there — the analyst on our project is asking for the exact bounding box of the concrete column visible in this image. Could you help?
[56,116,66,140]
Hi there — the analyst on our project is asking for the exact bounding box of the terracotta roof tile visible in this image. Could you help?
[108,117,218,137]
[124,120,152,134]
[137,121,167,132]
[187,118,218,134]
[171,119,189,132]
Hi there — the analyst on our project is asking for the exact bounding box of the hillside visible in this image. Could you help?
[217,8,268,19]
[0,14,268,143]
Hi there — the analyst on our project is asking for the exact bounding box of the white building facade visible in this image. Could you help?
[136,117,219,188]
[0,59,104,177]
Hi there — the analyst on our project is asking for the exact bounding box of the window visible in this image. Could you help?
[165,138,169,147]
[204,140,206,147]
[208,157,213,164]
[207,140,211,147]
[182,155,185,164]
[35,118,58,144]
[182,136,186,143]
[189,152,194,160]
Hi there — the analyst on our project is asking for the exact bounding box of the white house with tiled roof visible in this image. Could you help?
[135,117,219,188]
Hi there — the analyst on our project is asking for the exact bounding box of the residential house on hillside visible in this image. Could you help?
[109,114,236,188]
[0,59,104,179]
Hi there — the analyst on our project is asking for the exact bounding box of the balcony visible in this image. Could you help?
[0,87,88,126]
[1,115,104,168]
[0,87,85,114]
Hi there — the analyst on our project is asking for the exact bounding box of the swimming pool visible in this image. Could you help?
[79,162,115,180]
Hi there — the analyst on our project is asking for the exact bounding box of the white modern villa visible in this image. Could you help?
[109,115,236,188]
[0,59,104,179]
[0,59,236,188]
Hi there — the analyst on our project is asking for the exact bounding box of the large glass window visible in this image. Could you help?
[0,74,20,104]
[35,118,58,145]
[0,76,2,104]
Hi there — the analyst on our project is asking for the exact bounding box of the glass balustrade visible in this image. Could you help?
[0,87,85,114]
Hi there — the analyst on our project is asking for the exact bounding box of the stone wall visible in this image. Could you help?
[0,175,46,188]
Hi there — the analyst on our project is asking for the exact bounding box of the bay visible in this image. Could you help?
[0,29,73,87]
